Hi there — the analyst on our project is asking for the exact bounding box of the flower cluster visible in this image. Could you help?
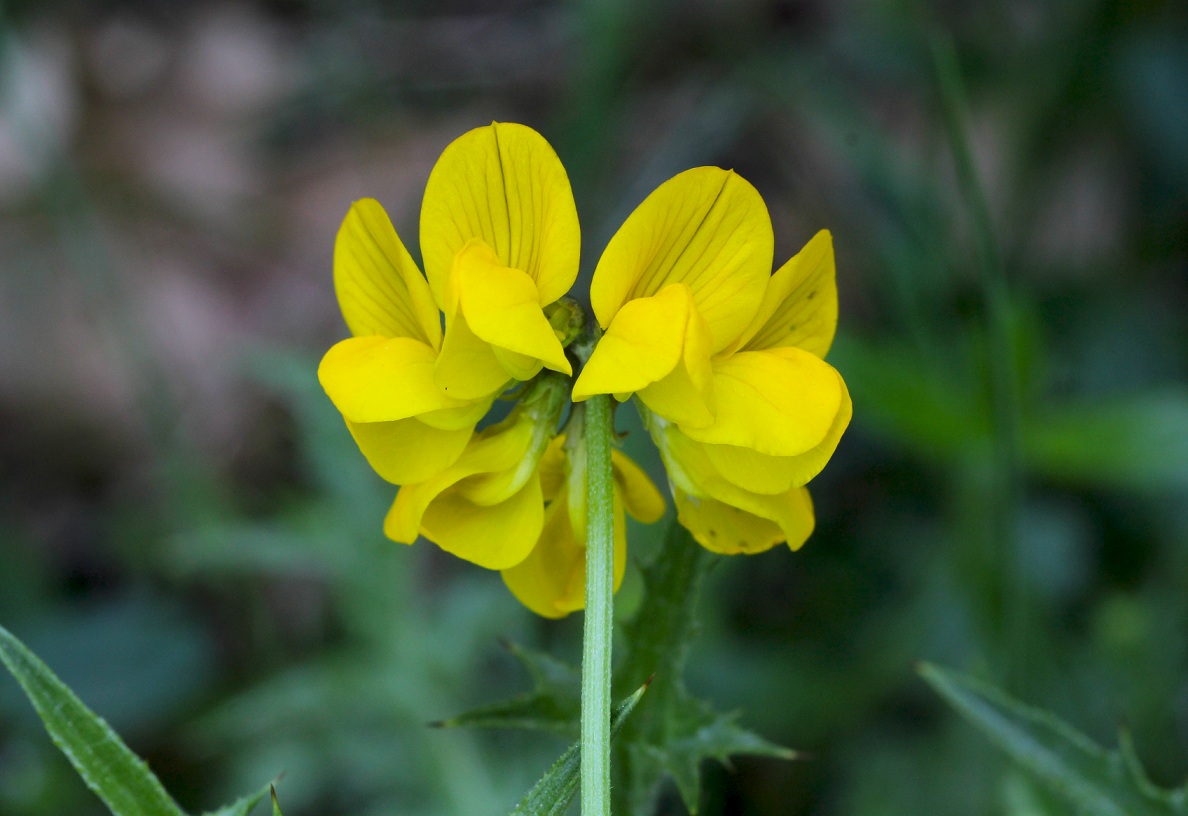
[573,169,851,555]
[319,123,850,616]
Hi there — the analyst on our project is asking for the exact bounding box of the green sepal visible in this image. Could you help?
[432,639,580,736]
[545,297,586,349]
[920,663,1188,816]
[0,623,186,816]
[614,521,800,815]
[510,680,650,816]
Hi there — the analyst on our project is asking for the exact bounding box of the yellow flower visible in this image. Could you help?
[318,122,580,485]
[572,168,852,555]
[502,435,666,618]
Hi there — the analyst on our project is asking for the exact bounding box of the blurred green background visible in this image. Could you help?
[0,0,1185,814]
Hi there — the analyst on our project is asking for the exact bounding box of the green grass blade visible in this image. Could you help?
[920,663,1185,816]
[199,781,278,816]
[0,624,186,816]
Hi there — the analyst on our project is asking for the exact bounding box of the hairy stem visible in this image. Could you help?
[581,394,615,816]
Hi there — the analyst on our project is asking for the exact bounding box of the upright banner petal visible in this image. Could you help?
[420,122,580,308]
[335,198,441,347]
[589,167,774,353]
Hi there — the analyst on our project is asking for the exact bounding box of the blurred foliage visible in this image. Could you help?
[921,663,1187,816]
[1,0,1186,814]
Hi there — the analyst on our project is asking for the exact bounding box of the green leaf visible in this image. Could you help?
[614,522,799,815]
[0,624,186,816]
[510,680,649,816]
[1023,390,1188,492]
[200,783,273,816]
[271,786,283,816]
[631,695,796,812]
[433,639,580,735]
[920,663,1188,816]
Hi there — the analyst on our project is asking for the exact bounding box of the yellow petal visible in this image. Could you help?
[346,417,471,484]
[558,438,629,604]
[452,240,571,375]
[611,449,666,523]
[537,435,568,501]
[681,347,843,457]
[572,284,713,427]
[434,307,512,400]
[417,397,496,431]
[660,422,773,510]
[319,336,462,424]
[589,167,773,353]
[501,491,585,618]
[501,485,630,618]
[674,486,814,555]
[674,489,783,554]
[611,493,629,592]
[334,199,442,348]
[700,372,852,493]
[493,347,545,382]
[657,422,816,551]
[420,122,580,308]
[453,386,567,507]
[417,476,544,570]
[738,230,837,357]
[636,290,715,428]
[384,418,534,544]
[572,285,688,400]
[456,431,543,506]
[782,487,816,551]
[496,429,646,617]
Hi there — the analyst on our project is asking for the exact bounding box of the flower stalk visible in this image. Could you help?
[580,391,615,816]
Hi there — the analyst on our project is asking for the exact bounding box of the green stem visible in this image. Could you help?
[581,394,615,816]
